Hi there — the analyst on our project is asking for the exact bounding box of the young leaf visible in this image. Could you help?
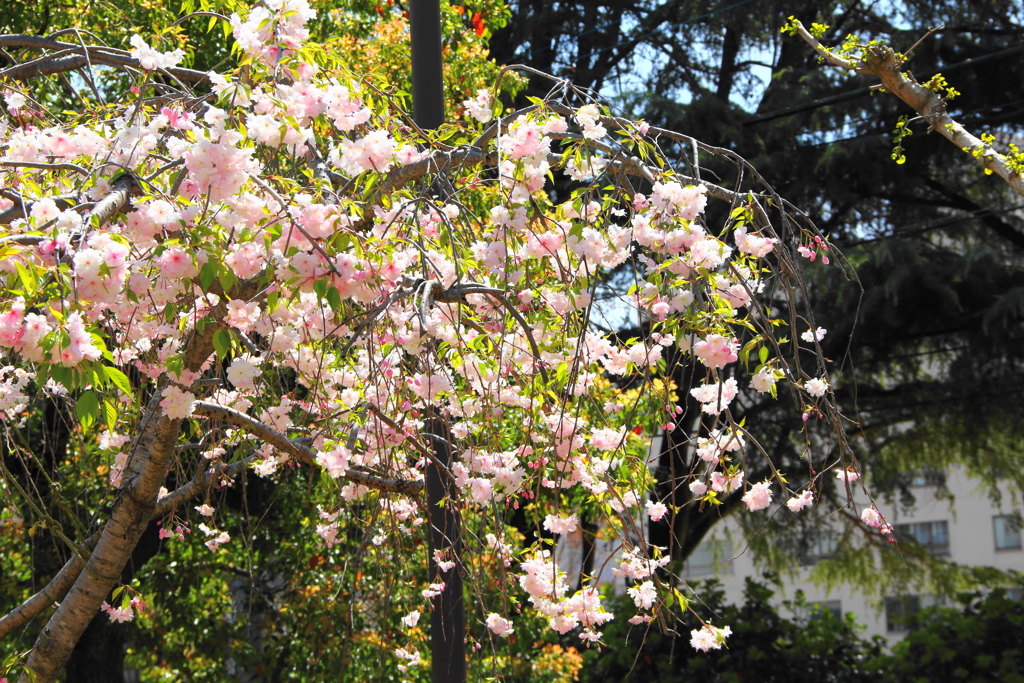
[103,366,133,398]
[76,390,99,430]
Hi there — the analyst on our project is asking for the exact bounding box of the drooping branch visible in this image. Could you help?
[788,19,1024,196]
[437,282,550,386]
[350,146,493,232]
[0,19,864,676]
[191,401,424,496]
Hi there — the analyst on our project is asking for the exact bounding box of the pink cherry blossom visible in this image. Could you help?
[462,89,492,123]
[836,468,860,483]
[693,334,739,369]
[861,506,883,528]
[627,580,657,610]
[690,624,731,652]
[786,490,814,512]
[543,513,579,535]
[645,500,669,521]
[100,601,135,623]
[742,481,772,511]
[801,327,827,343]
[160,386,196,420]
[485,613,515,637]
[750,367,777,393]
[129,35,185,71]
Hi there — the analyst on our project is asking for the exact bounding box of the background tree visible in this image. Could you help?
[582,576,885,683]
[491,0,1024,590]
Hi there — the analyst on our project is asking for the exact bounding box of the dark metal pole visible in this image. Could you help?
[424,419,466,683]
[409,0,445,130]
[409,4,464,681]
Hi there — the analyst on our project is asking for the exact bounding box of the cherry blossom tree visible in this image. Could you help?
[0,2,869,680]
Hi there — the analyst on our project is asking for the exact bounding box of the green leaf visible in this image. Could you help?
[325,286,342,312]
[555,361,569,385]
[103,366,132,398]
[90,333,114,362]
[759,346,769,364]
[213,328,231,359]
[166,355,184,378]
[218,266,238,295]
[199,260,218,291]
[14,261,37,296]
[673,587,690,611]
[76,390,99,430]
[103,399,118,432]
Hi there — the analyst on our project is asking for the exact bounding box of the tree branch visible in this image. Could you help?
[191,401,424,496]
[789,19,1024,196]
[21,296,233,681]
[0,34,210,83]
[0,453,261,641]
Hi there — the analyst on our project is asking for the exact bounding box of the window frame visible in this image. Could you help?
[994,515,1023,551]
[684,539,734,577]
[892,520,950,556]
[885,594,922,633]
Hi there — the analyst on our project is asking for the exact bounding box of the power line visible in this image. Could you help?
[840,203,1024,248]
[792,96,1024,146]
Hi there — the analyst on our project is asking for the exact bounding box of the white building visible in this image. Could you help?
[558,464,1023,642]
[678,466,1024,641]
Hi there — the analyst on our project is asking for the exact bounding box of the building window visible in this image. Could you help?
[809,600,842,621]
[798,531,839,566]
[684,539,733,577]
[893,521,950,556]
[885,595,921,632]
[994,515,1022,551]
[908,468,945,487]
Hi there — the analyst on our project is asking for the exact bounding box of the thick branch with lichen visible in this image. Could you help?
[786,18,1024,196]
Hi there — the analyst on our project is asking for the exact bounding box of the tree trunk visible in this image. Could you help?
[21,306,226,682]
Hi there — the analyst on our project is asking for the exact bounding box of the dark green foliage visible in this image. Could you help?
[869,589,1024,683]
[582,577,883,683]
[582,579,1024,683]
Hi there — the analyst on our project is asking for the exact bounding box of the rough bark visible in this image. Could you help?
[20,303,224,682]
[0,451,263,641]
